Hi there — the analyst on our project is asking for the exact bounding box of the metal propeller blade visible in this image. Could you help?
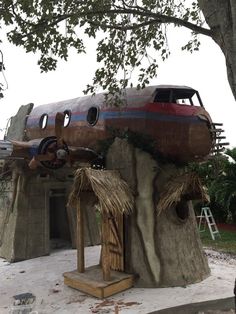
[28,157,39,169]
[28,153,55,169]
[67,146,104,168]
[68,147,99,161]
[55,112,65,147]
[11,140,33,149]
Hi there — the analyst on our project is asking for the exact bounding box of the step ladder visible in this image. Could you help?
[197,207,221,240]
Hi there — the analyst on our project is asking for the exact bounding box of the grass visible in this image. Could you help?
[200,228,236,255]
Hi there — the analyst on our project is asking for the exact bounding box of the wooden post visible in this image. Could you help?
[102,212,111,281]
[77,198,84,273]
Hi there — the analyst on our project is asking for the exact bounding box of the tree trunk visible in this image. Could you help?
[106,138,210,287]
[199,0,236,100]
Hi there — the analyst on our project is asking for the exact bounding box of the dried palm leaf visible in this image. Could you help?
[157,172,209,215]
[68,168,134,215]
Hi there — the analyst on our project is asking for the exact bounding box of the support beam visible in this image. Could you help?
[102,212,110,281]
[77,199,84,273]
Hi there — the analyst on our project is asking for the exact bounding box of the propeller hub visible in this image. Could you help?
[38,136,69,169]
[56,149,68,160]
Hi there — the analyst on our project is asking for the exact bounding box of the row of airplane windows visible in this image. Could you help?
[38,107,99,129]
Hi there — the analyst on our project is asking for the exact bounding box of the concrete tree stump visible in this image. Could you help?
[106,138,210,287]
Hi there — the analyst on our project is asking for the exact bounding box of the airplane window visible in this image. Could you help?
[191,93,201,106]
[39,114,48,129]
[176,98,191,105]
[154,88,202,106]
[87,107,99,126]
[154,90,171,102]
[63,110,71,127]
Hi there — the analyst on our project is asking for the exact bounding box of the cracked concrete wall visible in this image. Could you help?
[0,166,100,262]
[0,180,16,260]
[6,103,34,141]
[0,172,47,261]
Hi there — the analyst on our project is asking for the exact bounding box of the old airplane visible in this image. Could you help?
[0,85,228,169]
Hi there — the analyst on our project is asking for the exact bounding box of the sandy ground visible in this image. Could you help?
[0,246,235,314]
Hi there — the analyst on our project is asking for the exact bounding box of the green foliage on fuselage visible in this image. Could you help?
[98,127,172,164]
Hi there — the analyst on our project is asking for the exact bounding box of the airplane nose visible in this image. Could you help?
[188,120,213,160]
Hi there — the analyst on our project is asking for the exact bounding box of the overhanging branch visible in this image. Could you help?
[13,6,212,39]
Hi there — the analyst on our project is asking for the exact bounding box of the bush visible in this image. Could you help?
[209,199,228,223]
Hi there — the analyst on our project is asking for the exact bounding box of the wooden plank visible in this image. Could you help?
[102,212,110,281]
[103,276,134,298]
[64,275,103,298]
[77,199,84,273]
[64,265,134,298]
[109,212,124,271]
[68,192,101,249]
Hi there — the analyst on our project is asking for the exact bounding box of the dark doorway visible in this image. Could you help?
[49,189,71,250]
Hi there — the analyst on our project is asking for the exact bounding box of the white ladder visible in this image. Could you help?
[198,207,221,240]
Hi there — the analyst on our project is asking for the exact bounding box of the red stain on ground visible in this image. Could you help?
[90,299,141,313]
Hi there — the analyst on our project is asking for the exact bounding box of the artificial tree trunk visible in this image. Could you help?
[106,138,210,287]
[199,0,236,100]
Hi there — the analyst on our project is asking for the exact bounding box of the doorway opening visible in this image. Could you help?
[49,188,72,250]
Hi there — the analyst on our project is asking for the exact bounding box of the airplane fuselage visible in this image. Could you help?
[25,85,214,163]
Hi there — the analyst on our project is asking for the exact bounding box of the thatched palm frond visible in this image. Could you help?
[157,173,209,215]
[68,168,134,215]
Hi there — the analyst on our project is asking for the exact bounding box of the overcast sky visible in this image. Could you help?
[0,28,235,147]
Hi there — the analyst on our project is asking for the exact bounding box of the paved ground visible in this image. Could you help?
[0,246,235,314]
[150,297,235,313]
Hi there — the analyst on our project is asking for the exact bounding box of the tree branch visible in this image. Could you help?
[87,19,161,31]
[12,6,213,39]
[100,8,213,36]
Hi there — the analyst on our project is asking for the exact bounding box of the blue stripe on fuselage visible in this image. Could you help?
[27,110,201,127]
